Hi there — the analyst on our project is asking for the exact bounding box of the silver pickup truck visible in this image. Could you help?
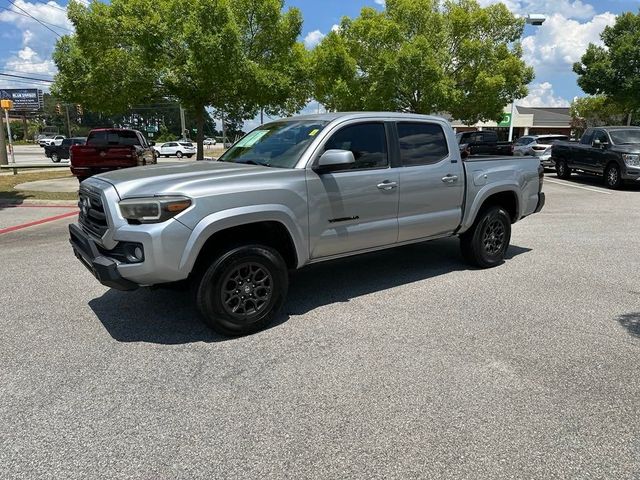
[70,112,545,335]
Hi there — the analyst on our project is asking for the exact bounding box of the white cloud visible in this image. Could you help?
[374,0,385,5]
[522,12,616,75]
[519,82,569,107]
[0,0,70,89]
[304,30,325,49]
[476,0,595,20]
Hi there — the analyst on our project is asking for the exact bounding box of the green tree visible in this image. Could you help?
[570,96,630,136]
[52,0,308,160]
[573,10,640,125]
[311,0,533,123]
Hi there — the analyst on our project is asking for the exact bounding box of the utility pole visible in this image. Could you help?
[260,108,264,125]
[0,111,8,166]
[65,104,71,137]
[222,110,226,147]
[179,105,187,140]
[3,104,17,174]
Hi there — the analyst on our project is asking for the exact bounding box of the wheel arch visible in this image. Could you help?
[460,186,520,233]
[180,206,307,276]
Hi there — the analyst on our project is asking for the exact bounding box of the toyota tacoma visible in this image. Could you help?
[70,113,545,336]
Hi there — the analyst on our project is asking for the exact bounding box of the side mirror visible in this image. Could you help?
[314,149,355,173]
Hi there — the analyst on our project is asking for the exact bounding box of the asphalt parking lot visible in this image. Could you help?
[1,173,639,479]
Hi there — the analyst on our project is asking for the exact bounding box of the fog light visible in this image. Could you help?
[123,243,145,263]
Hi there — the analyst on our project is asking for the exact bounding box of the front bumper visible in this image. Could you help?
[69,223,139,291]
[622,165,640,181]
[534,192,545,213]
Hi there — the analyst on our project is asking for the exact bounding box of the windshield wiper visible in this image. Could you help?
[242,159,271,167]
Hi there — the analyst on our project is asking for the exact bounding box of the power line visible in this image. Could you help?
[0,68,55,80]
[0,72,54,82]
[0,5,74,32]
[0,77,51,86]
[5,0,62,37]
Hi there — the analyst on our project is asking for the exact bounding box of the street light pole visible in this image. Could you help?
[508,13,546,142]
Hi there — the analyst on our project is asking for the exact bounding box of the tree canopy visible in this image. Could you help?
[573,10,640,125]
[310,0,533,123]
[52,0,308,159]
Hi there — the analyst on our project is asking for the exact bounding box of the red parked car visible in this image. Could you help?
[70,128,157,182]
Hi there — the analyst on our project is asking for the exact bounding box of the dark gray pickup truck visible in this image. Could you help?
[551,127,640,188]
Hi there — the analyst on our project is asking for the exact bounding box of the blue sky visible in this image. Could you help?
[1,0,639,113]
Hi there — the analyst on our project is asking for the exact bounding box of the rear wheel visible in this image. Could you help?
[460,206,511,268]
[176,151,183,158]
[556,159,571,179]
[604,163,622,189]
[194,245,288,336]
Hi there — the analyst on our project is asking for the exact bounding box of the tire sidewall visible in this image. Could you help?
[472,207,511,267]
[51,153,59,163]
[196,245,288,336]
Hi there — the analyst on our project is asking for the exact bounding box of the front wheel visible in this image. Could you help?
[604,163,622,189]
[555,159,571,179]
[194,245,289,336]
[51,153,60,163]
[460,206,511,268]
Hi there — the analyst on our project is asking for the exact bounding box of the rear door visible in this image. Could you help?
[395,121,465,242]
[306,121,399,259]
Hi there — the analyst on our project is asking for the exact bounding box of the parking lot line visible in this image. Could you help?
[544,178,613,195]
[0,210,78,235]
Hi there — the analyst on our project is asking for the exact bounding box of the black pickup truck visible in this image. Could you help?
[551,127,640,188]
[456,130,513,156]
[44,137,86,163]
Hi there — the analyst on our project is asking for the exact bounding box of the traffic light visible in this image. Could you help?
[76,104,83,116]
[55,104,61,115]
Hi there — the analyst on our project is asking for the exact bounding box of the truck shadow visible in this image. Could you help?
[89,238,531,344]
[616,312,640,339]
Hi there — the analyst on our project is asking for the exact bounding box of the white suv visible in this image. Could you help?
[513,134,569,167]
[39,135,66,147]
[154,141,196,158]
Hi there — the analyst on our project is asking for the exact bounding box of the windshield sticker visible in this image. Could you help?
[236,130,269,148]
[308,129,320,136]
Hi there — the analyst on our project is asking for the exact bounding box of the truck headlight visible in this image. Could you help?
[622,154,640,166]
[119,196,192,223]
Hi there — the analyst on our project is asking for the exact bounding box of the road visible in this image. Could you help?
[1,174,639,479]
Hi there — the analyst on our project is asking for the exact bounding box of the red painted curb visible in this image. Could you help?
[2,204,78,209]
[0,210,79,235]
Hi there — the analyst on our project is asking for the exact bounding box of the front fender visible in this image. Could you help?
[178,204,308,273]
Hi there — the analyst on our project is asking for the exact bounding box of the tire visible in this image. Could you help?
[51,153,60,163]
[555,159,571,179]
[604,162,622,189]
[186,154,193,158]
[460,206,512,268]
[176,151,183,158]
[194,245,289,336]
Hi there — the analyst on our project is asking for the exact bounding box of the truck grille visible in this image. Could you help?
[78,186,108,238]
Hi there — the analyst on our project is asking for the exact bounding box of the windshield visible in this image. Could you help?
[609,129,640,145]
[219,120,329,168]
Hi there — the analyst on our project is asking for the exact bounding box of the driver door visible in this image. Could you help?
[306,122,399,259]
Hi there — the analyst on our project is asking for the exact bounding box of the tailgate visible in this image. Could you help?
[71,146,136,167]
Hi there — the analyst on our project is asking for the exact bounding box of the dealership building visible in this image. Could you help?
[450,105,573,141]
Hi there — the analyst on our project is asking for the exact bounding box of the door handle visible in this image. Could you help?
[377,181,398,191]
[442,175,458,183]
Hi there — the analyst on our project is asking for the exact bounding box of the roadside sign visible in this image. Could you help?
[0,89,43,111]
[146,125,158,133]
[498,113,512,127]
[0,99,13,109]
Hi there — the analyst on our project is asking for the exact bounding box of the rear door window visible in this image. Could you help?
[397,122,449,166]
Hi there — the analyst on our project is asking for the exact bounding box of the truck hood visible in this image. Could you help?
[95,161,275,198]
[611,144,640,154]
